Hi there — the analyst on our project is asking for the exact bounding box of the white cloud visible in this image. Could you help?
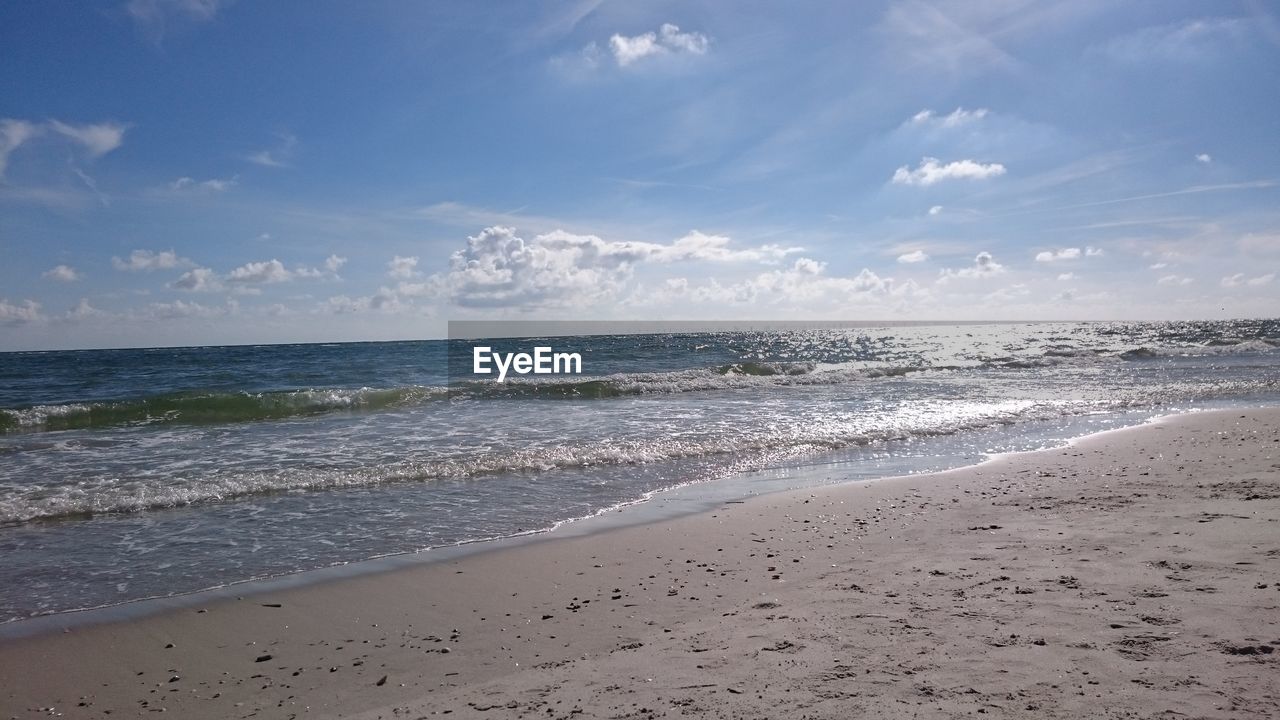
[68,298,104,320]
[1098,18,1251,64]
[908,107,989,128]
[938,251,1005,283]
[170,175,237,192]
[431,225,799,309]
[1057,272,1077,281]
[169,267,223,292]
[227,259,292,284]
[928,205,943,216]
[0,119,42,178]
[112,249,193,271]
[897,250,929,263]
[246,132,297,168]
[639,259,921,309]
[647,230,801,264]
[126,0,229,41]
[140,299,229,320]
[388,255,420,279]
[1196,153,1212,164]
[607,23,709,67]
[1157,274,1193,286]
[42,264,82,282]
[0,298,42,324]
[892,157,1006,186]
[1149,262,1168,270]
[1221,272,1274,288]
[324,254,347,273]
[49,120,127,159]
[1085,246,1104,257]
[1035,247,1082,262]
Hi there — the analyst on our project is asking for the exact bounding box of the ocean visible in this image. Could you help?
[1,320,1278,624]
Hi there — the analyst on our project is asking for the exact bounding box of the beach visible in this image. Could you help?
[2,407,1277,718]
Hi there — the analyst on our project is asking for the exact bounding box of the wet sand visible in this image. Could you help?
[2,408,1278,719]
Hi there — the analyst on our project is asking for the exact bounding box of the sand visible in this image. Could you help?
[2,408,1278,719]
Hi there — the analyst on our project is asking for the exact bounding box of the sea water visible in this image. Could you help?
[1,320,1277,622]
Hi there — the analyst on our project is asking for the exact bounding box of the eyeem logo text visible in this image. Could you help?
[472,346,583,382]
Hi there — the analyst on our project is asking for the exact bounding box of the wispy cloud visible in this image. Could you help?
[1097,17,1252,63]
[897,250,929,263]
[169,175,238,192]
[246,132,297,168]
[1221,272,1274,288]
[0,119,43,178]
[49,120,128,158]
[126,0,231,42]
[907,107,989,129]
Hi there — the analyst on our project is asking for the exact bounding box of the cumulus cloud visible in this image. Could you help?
[324,254,347,273]
[431,225,801,309]
[227,259,291,284]
[928,205,943,216]
[169,267,223,292]
[1196,153,1212,164]
[1157,274,1193,286]
[387,255,420,279]
[897,250,929,263]
[908,107,989,128]
[67,298,104,320]
[892,157,1006,186]
[639,259,922,309]
[938,251,1005,283]
[112,249,193,271]
[0,119,42,178]
[1221,272,1274,288]
[0,298,42,324]
[140,299,229,320]
[49,120,127,159]
[172,256,339,292]
[42,264,82,282]
[1057,272,1077,281]
[607,23,710,67]
[1035,247,1082,262]
[1085,246,1104,256]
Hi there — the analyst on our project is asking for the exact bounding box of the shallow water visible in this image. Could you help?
[1,320,1277,622]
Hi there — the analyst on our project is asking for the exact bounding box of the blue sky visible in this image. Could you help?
[1,0,1278,350]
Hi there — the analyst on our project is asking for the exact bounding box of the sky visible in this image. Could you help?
[1,0,1278,350]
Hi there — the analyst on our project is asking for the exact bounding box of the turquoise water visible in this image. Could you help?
[1,320,1278,622]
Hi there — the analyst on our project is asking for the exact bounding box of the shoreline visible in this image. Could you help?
[0,404,1212,637]
[2,407,1278,718]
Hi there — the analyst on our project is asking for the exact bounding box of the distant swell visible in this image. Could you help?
[2,337,1274,435]
[0,386,446,434]
[460,362,928,399]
